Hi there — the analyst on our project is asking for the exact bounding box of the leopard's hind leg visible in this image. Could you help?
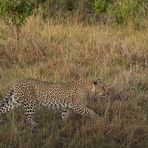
[0,89,20,123]
[22,100,38,128]
[20,88,38,128]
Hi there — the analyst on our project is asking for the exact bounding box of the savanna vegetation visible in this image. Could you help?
[0,0,148,148]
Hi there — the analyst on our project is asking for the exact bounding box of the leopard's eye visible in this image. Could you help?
[103,86,106,90]
[93,81,97,85]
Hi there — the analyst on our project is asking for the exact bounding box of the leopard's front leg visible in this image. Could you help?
[69,102,99,119]
[61,108,70,120]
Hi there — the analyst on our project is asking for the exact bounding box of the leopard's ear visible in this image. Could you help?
[98,78,102,81]
[93,81,97,85]
[71,72,80,80]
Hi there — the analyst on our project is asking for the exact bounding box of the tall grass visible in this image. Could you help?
[0,14,148,147]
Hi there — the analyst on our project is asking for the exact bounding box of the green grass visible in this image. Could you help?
[0,15,148,148]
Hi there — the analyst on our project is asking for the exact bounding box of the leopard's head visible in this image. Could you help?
[90,79,108,98]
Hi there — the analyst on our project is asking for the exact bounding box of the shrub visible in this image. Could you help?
[94,0,112,13]
[0,0,36,26]
[0,0,147,27]
[108,0,148,25]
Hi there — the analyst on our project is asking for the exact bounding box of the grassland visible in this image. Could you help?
[0,15,148,148]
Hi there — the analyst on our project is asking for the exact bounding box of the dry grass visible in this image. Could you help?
[0,15,148,148]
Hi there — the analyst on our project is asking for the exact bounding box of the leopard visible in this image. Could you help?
[0,78,107,127]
